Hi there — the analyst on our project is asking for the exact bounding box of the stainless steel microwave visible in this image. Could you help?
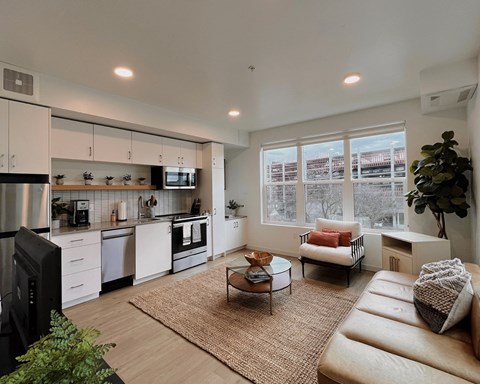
[151,166,196,189]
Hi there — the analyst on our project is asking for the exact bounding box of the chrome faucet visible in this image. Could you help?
[138,196,145,219]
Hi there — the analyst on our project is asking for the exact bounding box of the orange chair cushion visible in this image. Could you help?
[323,229,352,247]
[307,230,340,248]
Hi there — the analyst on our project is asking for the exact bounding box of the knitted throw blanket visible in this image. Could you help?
[413,258,473,334]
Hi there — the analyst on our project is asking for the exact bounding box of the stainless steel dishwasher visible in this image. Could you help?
[101,227,135,284]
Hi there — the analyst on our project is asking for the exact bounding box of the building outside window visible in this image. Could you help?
[262,127,406,230]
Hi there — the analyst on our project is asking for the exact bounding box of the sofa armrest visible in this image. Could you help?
[350,234,364,263]
[299,231,311,244]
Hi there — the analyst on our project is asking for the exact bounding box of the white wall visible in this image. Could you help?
[467,52,480,265]
[226,98,472,269]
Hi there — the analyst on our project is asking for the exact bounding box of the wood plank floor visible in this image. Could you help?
[65,250,373,384]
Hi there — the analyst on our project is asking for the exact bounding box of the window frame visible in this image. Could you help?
[261,123,407,231]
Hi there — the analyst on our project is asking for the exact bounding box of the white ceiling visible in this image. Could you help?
[1,0,480,133]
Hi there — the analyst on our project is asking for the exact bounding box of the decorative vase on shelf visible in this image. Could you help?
[106,179,113,185]
[124,180,131,185]
[85,179,92,185]
[56,179,64,185]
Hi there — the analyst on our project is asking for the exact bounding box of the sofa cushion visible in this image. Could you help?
[315,218,361,239]
[307,230,340,248]
[465,263,480,360]
[322,229,352,246]
[299,243,360,266]
[413,259,473,334]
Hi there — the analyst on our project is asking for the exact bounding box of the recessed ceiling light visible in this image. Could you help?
[343,72,361,84]
[228,110,240,117]
[114,67,134,78]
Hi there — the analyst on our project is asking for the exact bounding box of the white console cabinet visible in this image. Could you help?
[51,231,101,308]
[381,231,451,274]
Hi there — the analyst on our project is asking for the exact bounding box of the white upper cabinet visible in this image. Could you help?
[131,132,163,166]
[0,99,49,174]
[51,117,94,161]
[93,125,132,164]
[163,137,197,168]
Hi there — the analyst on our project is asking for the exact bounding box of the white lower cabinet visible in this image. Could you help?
[51,231,101,309]
[224,217,247,253]
[135,222,172,282]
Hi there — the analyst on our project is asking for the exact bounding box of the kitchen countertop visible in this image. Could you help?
[51,216,173,237]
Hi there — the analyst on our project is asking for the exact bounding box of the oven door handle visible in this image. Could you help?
[173,219,207,228]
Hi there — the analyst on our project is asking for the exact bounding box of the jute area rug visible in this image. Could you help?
[130,266,358,384]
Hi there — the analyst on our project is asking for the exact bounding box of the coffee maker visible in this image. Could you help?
[70,200,89,226]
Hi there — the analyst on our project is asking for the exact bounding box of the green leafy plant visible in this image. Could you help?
[83,171,94,180]
[51,197,70,219]
[0,310,116,384]
[54,174,65,180]
[105,176,115,181]
[405,131,472,239]
[227,199,244,211]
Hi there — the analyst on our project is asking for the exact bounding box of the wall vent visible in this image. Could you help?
[421,84,477,114]
[0,62,39,102]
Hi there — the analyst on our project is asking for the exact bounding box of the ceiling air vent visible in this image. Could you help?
[0,62,39,102]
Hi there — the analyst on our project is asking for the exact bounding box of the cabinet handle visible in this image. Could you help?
[70,284,84,289]
[213,208,216,216]
[70,238,84,243]
[181,156,184,165]
[159,154,162,163]
[70,258,85,263]
[89,146,92,157]
[168,225,171,233]
[177,156,180,165]
[128,151,132,160]
[0,154,4,168]
[10,154,15,168]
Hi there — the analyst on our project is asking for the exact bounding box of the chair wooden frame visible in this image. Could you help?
[299,231,365,286]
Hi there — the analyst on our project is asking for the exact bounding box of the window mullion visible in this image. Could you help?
[297,144,305,224]
[343,138,354,221]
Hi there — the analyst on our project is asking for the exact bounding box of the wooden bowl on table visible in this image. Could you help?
[245,251,273,266]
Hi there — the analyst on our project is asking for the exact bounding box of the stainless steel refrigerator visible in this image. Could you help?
[0,174,49,327]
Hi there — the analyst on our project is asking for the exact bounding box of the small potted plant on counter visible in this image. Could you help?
[51,197,70,229]
[53,174,65,185]
[227,199,244,217]
[123,174,132,185]
[105,176,115,185]
[138,177,146,185]
[83,171,94,185]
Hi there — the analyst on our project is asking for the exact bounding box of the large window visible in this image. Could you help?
[262,129,406,230]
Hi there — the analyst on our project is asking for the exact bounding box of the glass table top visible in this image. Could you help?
[226,255,291,276]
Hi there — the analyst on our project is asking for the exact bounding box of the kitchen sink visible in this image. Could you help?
[133,217,162,224]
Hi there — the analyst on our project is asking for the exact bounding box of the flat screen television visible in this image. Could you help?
[10,227,62,350]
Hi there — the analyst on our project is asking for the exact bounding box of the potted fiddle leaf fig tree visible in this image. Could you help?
[405,131,472,239]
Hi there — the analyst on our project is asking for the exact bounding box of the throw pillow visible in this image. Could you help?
[322,229,352,247]
[413,259,474,334]
[307,230,340,248]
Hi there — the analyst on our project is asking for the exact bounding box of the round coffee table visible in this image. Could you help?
[226,255,292,315]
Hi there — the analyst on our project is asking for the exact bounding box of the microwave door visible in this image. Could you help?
[166,171,189,188]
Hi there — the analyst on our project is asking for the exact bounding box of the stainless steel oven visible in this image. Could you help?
[171,215,207,273]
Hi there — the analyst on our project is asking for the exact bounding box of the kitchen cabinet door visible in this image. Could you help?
[0,99,8,171]
[8,101,49,174]
[135,221,172,281]
[163,137,197,167]
[131,132,163,165]
[93,124,132,164]
[51,117,94,161]
[224,217,247,252]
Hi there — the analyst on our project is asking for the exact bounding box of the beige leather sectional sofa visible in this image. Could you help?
[318,263,480,383]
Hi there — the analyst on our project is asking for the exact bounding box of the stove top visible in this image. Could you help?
[155,213,207,222]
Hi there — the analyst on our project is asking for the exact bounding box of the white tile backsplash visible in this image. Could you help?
[52,189,193,225]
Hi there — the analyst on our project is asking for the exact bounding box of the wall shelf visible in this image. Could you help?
[52,184,157,191]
